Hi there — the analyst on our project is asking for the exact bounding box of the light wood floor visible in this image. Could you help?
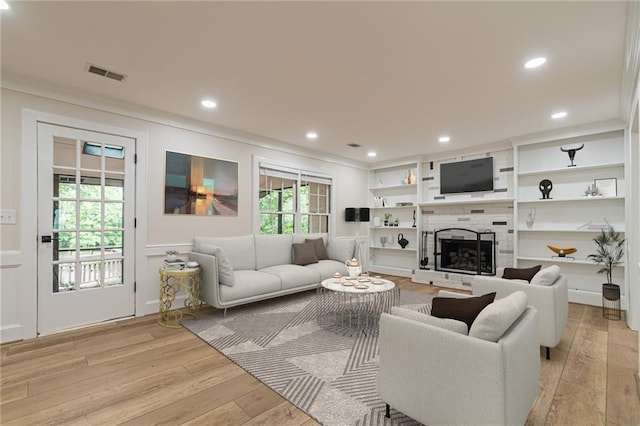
[1,276,639,425]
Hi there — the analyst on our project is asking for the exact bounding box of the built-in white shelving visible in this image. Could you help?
[515,129,627,306]
[368,161,420,277]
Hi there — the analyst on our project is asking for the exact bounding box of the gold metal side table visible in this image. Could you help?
[158,267,201,328]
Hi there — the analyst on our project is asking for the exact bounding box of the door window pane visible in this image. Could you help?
[79,231,102,257]
[53,137,77,168]
[104,258,123,287]
[79,179,102,199]
[56,201,77,229]
[80,202,102,229]
[55,262,76,292]
[104,203,124,228]
[104,231,123,252]
[79,261,101,290]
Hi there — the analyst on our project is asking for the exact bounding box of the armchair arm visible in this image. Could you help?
[378,313,505,425]
[473,275,568,348]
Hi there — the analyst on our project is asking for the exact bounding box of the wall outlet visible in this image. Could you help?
[0,209,17,224]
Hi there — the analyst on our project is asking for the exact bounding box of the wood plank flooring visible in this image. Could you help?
[1,276,638,425]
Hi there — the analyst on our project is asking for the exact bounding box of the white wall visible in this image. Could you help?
[0,87,369,343]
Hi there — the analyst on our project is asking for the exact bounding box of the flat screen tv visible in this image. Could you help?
[440,157,494,194]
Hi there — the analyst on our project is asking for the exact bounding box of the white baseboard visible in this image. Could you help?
[1,323,22,344]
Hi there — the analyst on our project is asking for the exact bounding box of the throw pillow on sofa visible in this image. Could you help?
[469,291,528,342]
[293,242,319,266]
[502,265,541,282]
[200,243,235,287]
[306,238,328,260]
[431,292,496,330]
[391,306,468,335]
[530,264,561,286]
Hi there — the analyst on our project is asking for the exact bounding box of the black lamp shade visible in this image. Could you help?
[345,207,370,222]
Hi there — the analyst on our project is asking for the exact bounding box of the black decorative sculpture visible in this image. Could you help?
[412,210,417,227]
[539,179,553,199]
[397,233,409,249]
[560,144,584,167]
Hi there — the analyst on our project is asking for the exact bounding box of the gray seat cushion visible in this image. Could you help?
[305,259,348,280]
[219,270,281,302]
[260,264,321,290]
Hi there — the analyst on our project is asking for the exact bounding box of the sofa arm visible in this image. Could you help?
[188,252,222,309]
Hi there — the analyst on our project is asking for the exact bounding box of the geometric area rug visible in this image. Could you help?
[183,289,432,425]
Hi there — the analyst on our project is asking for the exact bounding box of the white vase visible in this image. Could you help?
[526,207,536,229]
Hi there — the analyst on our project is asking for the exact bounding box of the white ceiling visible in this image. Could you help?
[0,1,631,163]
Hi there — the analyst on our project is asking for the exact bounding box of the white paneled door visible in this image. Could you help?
[37,123,136,334]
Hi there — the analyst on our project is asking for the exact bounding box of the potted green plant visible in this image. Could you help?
[383,213,392,226]
[587,225,625,318]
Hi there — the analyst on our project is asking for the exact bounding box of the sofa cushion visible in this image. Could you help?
[391,306,468,335]
[326,238,356,262]
[293,233,327,245]
[219,270,282,302]
[304,259,348,280]
[194,235,256,271]
[431,292,496,330]
[292,242,319,266]
[260,264,321,290]
[200,243,235,287]
[469,291,528,342]
[255,234,293,269]
[502,265,541,282]
[306,238,328,260]
[530,265,561,286]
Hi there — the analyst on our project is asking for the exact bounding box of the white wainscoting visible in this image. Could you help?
[141,243,195,316]
[0,251,24,343]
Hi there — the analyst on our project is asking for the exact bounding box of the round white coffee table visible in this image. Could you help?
[316,276,399,336]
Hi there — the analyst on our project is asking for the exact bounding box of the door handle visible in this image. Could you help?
[41,235,59,243]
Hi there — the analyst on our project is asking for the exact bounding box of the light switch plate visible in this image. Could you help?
[0,209,17,224]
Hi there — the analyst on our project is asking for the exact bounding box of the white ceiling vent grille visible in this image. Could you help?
[87,63,126,82]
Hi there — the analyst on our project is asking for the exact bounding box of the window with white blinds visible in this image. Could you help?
[258,162,331,234]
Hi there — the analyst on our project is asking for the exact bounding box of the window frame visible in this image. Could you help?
[253,157,334,236]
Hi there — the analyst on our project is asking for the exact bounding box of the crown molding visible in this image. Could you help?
[508,118,626,147]
[1,75,368,170]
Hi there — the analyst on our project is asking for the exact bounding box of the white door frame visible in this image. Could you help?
[21,110,148,338]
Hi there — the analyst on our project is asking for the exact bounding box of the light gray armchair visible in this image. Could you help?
[473,266,568,359]
[377,293,540,425]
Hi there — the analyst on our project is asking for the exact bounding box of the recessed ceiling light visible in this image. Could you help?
[306,131,318,140]
[524,57,547,69]
[438,136,451,143]
[201,99,217,109]
[551,111,568,119]
[367,151,377,157]
[0,1,10,11]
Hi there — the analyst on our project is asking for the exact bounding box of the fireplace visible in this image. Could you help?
[434,228,496,275]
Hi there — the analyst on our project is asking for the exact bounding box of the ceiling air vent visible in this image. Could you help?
[87,64,126,82]
[347,143,362,148]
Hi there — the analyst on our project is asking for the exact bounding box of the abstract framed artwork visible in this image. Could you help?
[164,150,238,216]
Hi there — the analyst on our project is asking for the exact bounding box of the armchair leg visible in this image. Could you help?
[546,346,550,360]
[385,403,391,418]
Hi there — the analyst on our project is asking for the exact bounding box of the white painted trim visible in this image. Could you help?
[567,289,629,309]
[1,324,23,344]
[509,119,625,147]
[252,155,337,237]
[21,110,149,336]
[0,251,22,267]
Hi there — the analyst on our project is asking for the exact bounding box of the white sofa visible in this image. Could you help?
[472,266,568,359]
[189,233,354,313]
[378,291,540,425]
